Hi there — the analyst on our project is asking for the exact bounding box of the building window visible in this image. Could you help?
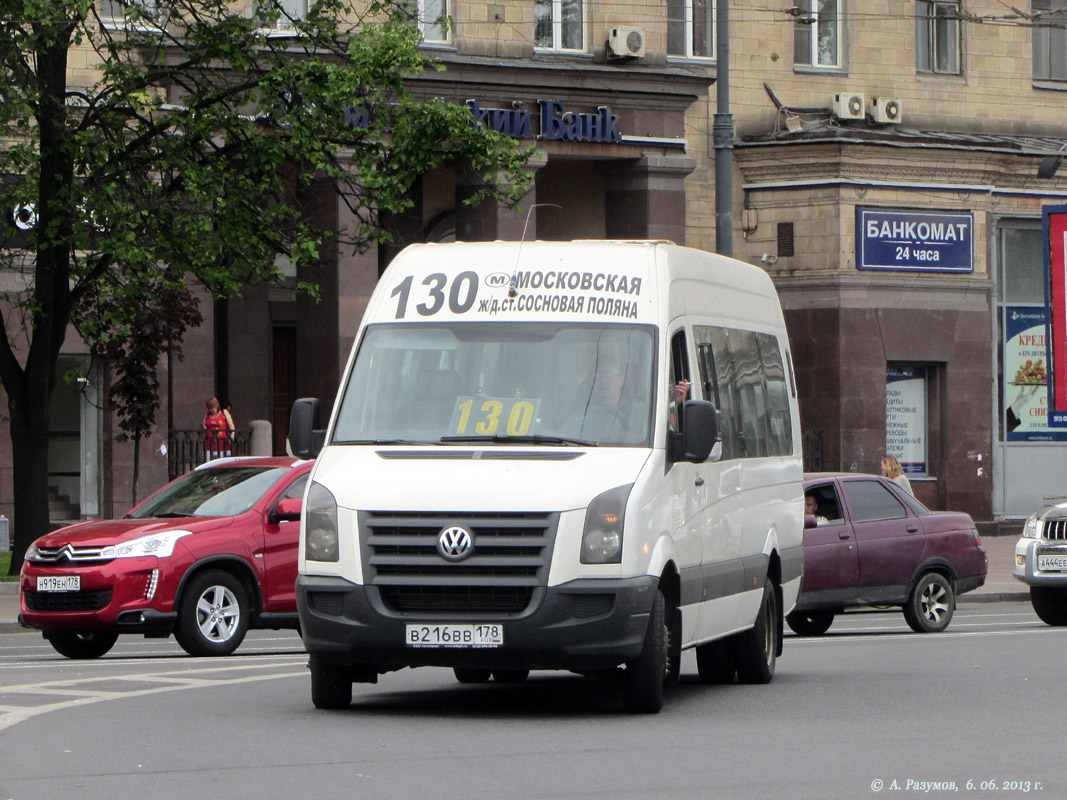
[667,0,714,60]
[1034,0,1067,82]
[793,0,842,69]
[99,0,157,23]
[255,0,308,31]
[417,0,451,43]
[916,1,961,74]
[535,0,585,52]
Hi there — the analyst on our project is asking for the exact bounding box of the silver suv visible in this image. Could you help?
[1015,505,1067,625]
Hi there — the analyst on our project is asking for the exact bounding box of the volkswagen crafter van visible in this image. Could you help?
[289,240,805,713]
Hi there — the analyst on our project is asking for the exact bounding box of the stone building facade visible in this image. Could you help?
[6,1,1067,530]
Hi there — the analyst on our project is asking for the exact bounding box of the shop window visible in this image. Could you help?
[916,1,961,75]
[667,0,715,60]
[535,0,585,52]
[1034,0,1067,82]
[998,225,1063,442]
[793,0,843,69]
[886,365,929,477]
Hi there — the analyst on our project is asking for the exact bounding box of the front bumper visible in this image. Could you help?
[20,559,177,635]
[296,574,659,673]
[1013,539,1067,587]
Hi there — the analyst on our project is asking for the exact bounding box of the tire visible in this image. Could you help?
[903,572,954,633]
[736,579,778,685]
[47,631,119,659]
[786,610,835,637]
[492,669,530,683]
[310,654,353,709]
[665,603,682,685]
[173,569,250,656]
[1030,586,1067,626]
[623,588,668,713]
[453,667,492,684]
[695,636,736,684]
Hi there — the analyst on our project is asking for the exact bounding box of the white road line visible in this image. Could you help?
[0,665,307,732]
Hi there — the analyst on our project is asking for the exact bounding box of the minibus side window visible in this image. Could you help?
[696,325,741,460]
[669,329,691,432]
[757,333,794,457]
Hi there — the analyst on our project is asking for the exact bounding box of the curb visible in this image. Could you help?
[959,592,1030,603]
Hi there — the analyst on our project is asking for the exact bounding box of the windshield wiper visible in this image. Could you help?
[343,439,442,446]
[440,434,594,446]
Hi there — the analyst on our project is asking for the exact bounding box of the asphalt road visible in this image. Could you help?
[0,602,1061,800]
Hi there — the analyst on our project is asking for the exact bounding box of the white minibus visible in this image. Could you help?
[289,239,804,713]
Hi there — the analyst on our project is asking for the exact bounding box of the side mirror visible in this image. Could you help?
[804,513,818,529]
[289,398,325,459]
[675,400,720,463]
[272,497,303,523]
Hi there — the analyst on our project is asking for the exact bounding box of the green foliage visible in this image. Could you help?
[0,0,533,447]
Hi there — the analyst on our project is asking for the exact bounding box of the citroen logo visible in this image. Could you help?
[437,526,473,562]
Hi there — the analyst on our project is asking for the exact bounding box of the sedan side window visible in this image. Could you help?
[805,482,844,524]
[842,480,908,523]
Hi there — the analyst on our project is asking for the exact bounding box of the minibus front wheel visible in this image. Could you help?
[623,588,669,714]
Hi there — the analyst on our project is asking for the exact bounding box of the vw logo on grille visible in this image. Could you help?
[437,526,473,562]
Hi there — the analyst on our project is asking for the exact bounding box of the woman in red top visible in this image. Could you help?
[203,396,234,459]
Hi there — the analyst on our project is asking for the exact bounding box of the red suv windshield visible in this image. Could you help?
[129,466,288,519]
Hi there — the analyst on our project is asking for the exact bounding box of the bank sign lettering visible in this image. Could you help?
[856,209,973,273]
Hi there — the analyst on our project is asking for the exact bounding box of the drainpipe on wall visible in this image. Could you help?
[714,0,734,257]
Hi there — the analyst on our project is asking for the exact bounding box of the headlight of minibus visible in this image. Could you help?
[581,484,632,564]
[305,482,339,562]
[1022,514,1041,539]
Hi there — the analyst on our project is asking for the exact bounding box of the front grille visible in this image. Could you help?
[379,586,534,615]
[360,510,557,617]
[1043,519,1067,541]
[25,589,112,612]
[30,544,112,564]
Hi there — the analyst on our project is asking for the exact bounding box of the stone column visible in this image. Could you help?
[605,154,696,244]
[454,151,547,242]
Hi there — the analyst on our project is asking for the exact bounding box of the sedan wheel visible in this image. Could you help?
[903,572,954,633]
[46,631,119,659]
[786,610,835,637]
[174,569,250,656]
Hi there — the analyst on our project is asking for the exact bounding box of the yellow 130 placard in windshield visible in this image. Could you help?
[452,397,539,436]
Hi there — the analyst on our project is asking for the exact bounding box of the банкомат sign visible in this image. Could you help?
[856,208,974,273]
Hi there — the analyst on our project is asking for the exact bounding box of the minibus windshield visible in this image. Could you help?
[333,322,656,447]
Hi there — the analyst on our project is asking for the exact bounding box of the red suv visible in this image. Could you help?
[20,457,311,658]
[789,473,987,635]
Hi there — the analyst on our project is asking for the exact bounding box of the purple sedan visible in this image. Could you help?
[789,473,988,635]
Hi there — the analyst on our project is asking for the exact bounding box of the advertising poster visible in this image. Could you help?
[1004,306,1065,441]
[1045,206,1067,426]
[886,366,926,475]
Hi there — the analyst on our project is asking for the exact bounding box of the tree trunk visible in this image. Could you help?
[7,380,53,576]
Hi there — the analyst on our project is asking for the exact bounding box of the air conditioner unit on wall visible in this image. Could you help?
[872,97,903,124]
[832,93,865,120]
[607,26,646,59]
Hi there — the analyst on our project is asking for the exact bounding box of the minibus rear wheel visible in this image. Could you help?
[735,579,778,684]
